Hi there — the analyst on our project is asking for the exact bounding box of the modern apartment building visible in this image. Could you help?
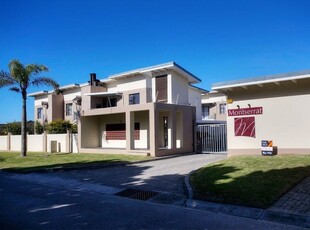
[29,62,204,157]
[201,91,227,123]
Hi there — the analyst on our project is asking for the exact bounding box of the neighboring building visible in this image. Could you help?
[29,62,205,157]
[212,70,310,156]
[201,91,227,123]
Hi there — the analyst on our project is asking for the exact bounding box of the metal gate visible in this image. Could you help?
[197,124,227,153]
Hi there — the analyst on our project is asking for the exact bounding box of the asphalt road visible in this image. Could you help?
[51,153,227,194]
[0,174,302,230]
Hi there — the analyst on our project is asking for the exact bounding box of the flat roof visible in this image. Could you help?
[84,92,123,97]
[28,62,201,96]
[27,91,48,97]
[189,84,209,93]
[108,62,201,84]
[212,70,310,90]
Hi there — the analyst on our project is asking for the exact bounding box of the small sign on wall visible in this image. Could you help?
[261,140,274,155]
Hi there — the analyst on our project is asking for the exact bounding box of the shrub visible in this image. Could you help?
[46,120,75,134]
[5,122,21,135]
[34,121,44,134]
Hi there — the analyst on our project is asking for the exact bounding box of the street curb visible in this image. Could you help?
[183,169,309,228]
[184,170,195,199]
[186,199,264,219]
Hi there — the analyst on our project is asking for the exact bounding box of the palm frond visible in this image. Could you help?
[31,77,59,89]
[9,87,20,93]
[9,59,26,81]
[26,64,49,75]
[0,71,15,88]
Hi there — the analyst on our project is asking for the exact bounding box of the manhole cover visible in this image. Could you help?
[116,188,159,201]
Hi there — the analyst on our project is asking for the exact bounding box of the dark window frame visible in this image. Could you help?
[129,93,140,105]
[37,107,43,119]
[66,103,73,116]
[219,103,226,114]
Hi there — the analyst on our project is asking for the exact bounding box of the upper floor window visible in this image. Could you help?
[37,107,43,119]
[155,75,167,102]
[219,103,226,114]
[66,103,73,116]
[129,93,140,105]
[102,97,117,108]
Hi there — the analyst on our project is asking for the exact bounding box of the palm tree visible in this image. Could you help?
[0,59,58,157]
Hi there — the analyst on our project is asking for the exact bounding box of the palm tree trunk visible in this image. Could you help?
[21,91,27,157]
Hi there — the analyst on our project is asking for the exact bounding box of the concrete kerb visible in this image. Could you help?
[183,168,310,229]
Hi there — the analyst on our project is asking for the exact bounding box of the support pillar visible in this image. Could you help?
[126,111,135,152]
[171,109,176,150]
[149,107,158,156]
[7,132,11,151]
[43,131,47,152]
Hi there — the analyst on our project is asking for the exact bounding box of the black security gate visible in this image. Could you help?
[197,124,227,153]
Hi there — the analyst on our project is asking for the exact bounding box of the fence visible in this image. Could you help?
[197,124,227,153]
[0,132,79,153]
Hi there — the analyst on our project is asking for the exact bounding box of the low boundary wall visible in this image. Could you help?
[0,131,78,153]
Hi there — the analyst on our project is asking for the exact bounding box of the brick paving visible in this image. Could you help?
[269,175,310,216]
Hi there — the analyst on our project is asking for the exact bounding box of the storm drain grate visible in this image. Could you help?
[116,188,159,201]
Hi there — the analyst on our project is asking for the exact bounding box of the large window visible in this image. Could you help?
[66,103,73,116]
[220,103,226,114]
[102,97,117,108]
[129,93,140,105]
[37,107,43,119]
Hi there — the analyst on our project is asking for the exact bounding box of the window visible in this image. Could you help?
[66,103,73,116]
[202,105,210,120]
[155,75,167,102]
[129,93,140,105]
[220,103,226,114]
[37,107,43,119]
[102,97,117,108]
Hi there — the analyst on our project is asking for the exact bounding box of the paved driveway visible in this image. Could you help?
[52,153,226,194]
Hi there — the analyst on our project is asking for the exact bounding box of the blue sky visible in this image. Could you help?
[0,0,309,123]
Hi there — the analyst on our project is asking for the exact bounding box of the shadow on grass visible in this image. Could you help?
[191,163,310,209]
[1,153,149,173]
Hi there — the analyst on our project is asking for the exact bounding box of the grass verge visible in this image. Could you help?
[0,151,151,173]
[190,155,310,209]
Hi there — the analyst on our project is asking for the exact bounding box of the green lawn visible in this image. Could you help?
[0,151,151,173]
[190,155,310,209]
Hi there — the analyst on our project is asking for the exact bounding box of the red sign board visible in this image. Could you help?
[228,107,263,117]
[234,117,256,138]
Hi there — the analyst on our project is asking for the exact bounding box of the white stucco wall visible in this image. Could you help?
[10,135,21,151]
[28,135,44,152]
[134,111,149,149]
[201,95,227,104]
[115,75,146,92]
[188,87,202,121]
[227,94,310,152]
[34,95,48,106]
[63,88,81,101]
[0,136,7,150]
[170,72,189,105]
[47,134,67,153]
